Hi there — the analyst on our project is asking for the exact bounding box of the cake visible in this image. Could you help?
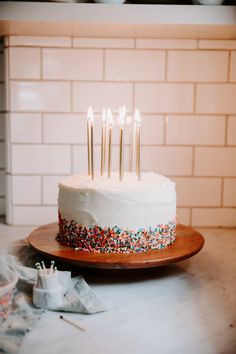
[56,172,176,253]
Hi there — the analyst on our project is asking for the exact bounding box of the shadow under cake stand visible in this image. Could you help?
[28,223,204,270]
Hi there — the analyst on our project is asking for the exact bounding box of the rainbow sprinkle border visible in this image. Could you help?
[56,212,176,254]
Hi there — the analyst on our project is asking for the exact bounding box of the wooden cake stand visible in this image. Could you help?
[28,223,204,270]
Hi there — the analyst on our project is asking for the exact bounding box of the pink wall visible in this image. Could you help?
[2,35,236,226]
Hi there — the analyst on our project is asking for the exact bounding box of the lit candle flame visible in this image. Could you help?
[134,109,141,126]
[87,106,94,123]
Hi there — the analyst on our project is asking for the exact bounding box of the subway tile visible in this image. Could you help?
[43,175,66,205]
[166,115,225,146]
[135,83,194,113]
[43,114,86,144]
[9,48,41,79]
[0,142,5,168]
[12,176,41,205]
[223,178,236,207]
[0,114,5,140]
[10,113,42,143]
[136,39,197,49]
[12,206,57,225]
[0,83,5,111]
[141,146,193,176]
[198,40,236,50]
[192,208,236,227]
[4,49,9,112]
[73,145,131,175]
[0,170,5,196]
[5,175,12,223]
[167,51,228,82]
[172,177,221,207]
[43,49,103,80]
[73,145,97,174]
[0,52,3,81]
[73,145,122,174]
[43,113,113,145]
[0,197,5,215]
[196,84,236,114]
[10,81,71,112]
[9,36,71,47]
[141,115,164,145]
[176,208,190,226]
[12,145,71,174]
[73,37,134,48]
[194,147,236,176]
[73,82,132,112]
[229,51,236,82]
[105,50,165,82]
[227,116,236,145]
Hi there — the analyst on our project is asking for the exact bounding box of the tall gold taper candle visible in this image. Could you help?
[118,106,126,181]
[134,110,141,180]
[107,109,113,178]
[87,107,93,176]
[91,121,94,180]
[132,118,136,173]
[101,109,106,176]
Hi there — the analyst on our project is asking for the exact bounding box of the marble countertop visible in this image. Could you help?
[0,224,236,354]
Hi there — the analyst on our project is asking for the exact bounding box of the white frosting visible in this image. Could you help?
[58,172,176,231]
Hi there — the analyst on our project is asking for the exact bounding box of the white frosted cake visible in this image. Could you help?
[56,172,176,253]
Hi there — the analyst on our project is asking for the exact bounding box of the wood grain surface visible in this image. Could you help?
[28,223,204,270]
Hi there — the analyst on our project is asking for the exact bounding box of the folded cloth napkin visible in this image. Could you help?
[0,240,106,354]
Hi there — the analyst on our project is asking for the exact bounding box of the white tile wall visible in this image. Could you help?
[141,146,193,176]
[12,206,57,225]
[42,49,103,80]
[0,40,5,216]
[196,84,236,114]
[12,176,41,205]
[0,83,5,111]
[194,147,236,176]
[9,47,41,79]
[73,37,134,48]
[11,145,71,174]
[227,116,236,145]
[105,50,165,81]
[166,115,226,146]
[10,113,42,143]
[0,170,5,196]
[0,52,4,81]
[223,178,236,207]
[135,83,194,113]
[192,208,236,227]
[136,39,197,49]
[9,36,71,47]
[42,175,65,205]
[173,177,221,207]
[176,208,191,225]
[0,114,4,140]
[73,82,133,112]
[167,51,228,82]
[1,35,236,226]
[43,114,86,144]
[10,81,71,112]
[0,142,5,169]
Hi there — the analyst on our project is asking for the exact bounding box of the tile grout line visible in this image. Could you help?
[221,177,224,208]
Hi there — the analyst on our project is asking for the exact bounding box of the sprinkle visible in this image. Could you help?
[56,212,176,254]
